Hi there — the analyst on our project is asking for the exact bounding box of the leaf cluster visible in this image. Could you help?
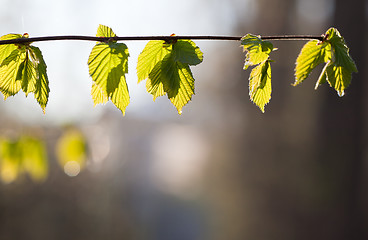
[294,27,357,97]
[0,136,47,183]
[88,25,204,114]
[0,33,49,112]
[241,34,274,112]
[241,28,357,112]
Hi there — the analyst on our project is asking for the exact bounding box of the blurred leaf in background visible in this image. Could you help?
[0,136,48,183]
[56,128,87,177]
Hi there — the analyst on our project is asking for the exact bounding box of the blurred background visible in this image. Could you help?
[0,0,367,239]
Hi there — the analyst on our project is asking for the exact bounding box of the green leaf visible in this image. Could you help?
[172,40,203,65]
[0,34,22,64]
[88,25,130,115]
[20,55,37,95]
[167,62,195,114]
[294,27,357,97]
[137,39,202,114]
[249,60,272,113]
[0,33,49,112]
[294,40,330,86]
[96,24,117,38]
[91,82,108,105]
[326,64,351,97]
[137,40,171,83]
[325,27,357,73]
[161,53,180,98]
[0,49,25,98]
[28,46,49,112]
[241,34,273,70]
[147,61,165,100]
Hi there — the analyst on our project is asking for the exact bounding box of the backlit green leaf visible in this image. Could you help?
[96,24,116,37]
[0,34,22,64]
[91,82,108,105]
[294,27,357,97]
[20,56,37,95]
[325,27,357,73]
[137,39,202,114]
[0,33,49,112]
[0,49,25,98]
[96,24,117,38]
[167,62,195,114]
[137,40,171,83]
[147,61,165,100]
[294,40,330,86]
[29,46,49,112]
[249,60,271,113]
[172,40,203,65]
[241,34,273,70]
[88,25,130,115]
[326,64,351,97]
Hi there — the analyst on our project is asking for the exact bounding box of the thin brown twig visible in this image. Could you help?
[0,34,324,45]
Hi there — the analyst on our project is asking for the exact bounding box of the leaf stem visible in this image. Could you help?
[0,35,324,45]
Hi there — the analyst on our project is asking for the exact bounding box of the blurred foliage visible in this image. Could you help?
[0,128,88,183]
[0,136,48,183]
[56,128,87,177]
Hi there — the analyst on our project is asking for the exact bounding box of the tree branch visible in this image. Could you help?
[0,34,324,45]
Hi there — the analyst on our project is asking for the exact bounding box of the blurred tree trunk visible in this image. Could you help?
[317,0,367,239]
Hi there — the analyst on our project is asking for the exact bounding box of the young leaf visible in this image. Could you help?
[241,34,273,70]
[169,63,195,114]
[147,61,166,100]
[294,40,330,86]
[0,33,49,112]
[137,39,203,114]
[172,40,203,65]
[20,55,37,95]
[324,28,357,73]
[249,60,272,113]
[96,24,116,39]
[326,64,351,97]
[88,25,130,115]
[137,40,171,83]
[160,54,195,114]
[0,34,22,64]
[91,83,108,104]
[294,27,357,97]
[0,49,25,98]
[29,46,50,112]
